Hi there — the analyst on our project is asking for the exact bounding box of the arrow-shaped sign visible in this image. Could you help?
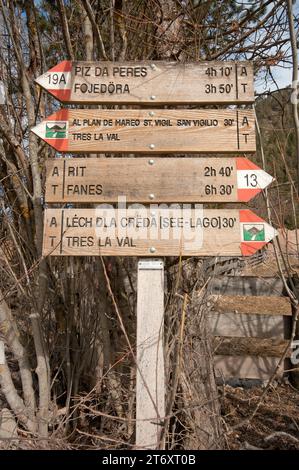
[42,208,277,257]
[45,157,273,203]
[31,109,256,153]
[35,60,254,104]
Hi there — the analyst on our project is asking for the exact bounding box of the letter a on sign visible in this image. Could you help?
[50,217,57,227]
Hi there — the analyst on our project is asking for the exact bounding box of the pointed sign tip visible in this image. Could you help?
[30,122,43,140]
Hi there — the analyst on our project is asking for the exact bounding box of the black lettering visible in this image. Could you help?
[52,166,59,177]
[49,236,56,247]
[99,237,112,247]
[50,217,57,228]
[106,133,120,141]
[51,184,58,195]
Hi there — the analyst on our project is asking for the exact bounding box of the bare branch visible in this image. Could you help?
[57,0,74,60]
[287,0,299,193]
[80,0,107,60]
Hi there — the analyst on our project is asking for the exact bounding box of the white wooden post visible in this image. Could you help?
[0,340,5,365]
[136,259,165,449]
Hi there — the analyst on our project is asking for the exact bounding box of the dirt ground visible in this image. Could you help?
[220,381,299,450]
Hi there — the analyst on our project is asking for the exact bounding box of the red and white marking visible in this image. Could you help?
[239,209,277,256]
[31,109,69,152]
[236,158,274,201]
[35,61,72,101]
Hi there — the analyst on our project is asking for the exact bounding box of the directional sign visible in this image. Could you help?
[45,157,273,203]
[35,61,254,104]
[31,109,255,153]
[42,208,277,257]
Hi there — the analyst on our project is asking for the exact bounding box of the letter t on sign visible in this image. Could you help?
[136,259,165,449]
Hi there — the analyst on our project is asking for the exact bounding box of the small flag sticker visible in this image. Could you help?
[45,121,67,139]
[243,224,265,241]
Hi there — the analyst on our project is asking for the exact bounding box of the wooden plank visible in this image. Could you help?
[42,208,277,257]
[136,259,165,449]
[35,61,254,104]
[214,356,283,380]
[208,312,284,338]
[31,108,256,153]
[45,157,273,203]
[212,336,290,357]
[208,276,285,296]
[210,295,292,316]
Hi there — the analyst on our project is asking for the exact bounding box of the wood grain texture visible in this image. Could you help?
[42,207,246,257]
[210,295,292,316]
[136,259,165,449]
[36,60,254,104]
[45,157,242,203]
[208,312,285,338]
[214,356,283,380]
[35,108,256,153]
[208,276,285,296]
[212,336,290,357]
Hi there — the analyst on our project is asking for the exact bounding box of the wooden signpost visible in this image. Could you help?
[35,60,254,104]
[136,259,165,449]
[42,208,277,257]
[33,59,276,449]
[45,157,273,203]
[31,109,256,153]
[0,341,4,365]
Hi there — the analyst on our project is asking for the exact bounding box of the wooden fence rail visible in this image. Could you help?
[208,275,291,380]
